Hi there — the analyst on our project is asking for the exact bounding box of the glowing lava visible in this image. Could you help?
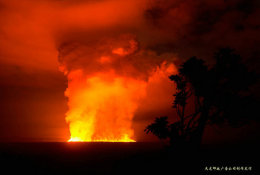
[65,70,146,142]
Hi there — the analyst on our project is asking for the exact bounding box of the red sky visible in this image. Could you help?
[0,0,259,142]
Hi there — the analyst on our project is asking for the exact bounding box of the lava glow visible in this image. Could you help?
[58,35,177,143]
[65,70,147,142]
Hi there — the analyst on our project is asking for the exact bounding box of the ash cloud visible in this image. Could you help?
[1,0,259,72]
[56,0,259,75]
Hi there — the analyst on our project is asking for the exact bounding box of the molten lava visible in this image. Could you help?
[65,70,147,142]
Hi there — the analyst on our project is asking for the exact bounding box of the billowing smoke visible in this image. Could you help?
[58,34,177,141]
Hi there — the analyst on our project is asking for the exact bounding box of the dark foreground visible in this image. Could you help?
[0,142,258,175]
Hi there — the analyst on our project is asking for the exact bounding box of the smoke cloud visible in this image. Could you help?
[0,0,259,141]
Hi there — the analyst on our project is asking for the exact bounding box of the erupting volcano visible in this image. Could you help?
[58,36,176,142]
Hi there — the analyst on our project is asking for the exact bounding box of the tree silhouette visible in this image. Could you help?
[145,48,258,147]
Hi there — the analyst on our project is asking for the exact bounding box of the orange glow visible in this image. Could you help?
[57,33,177,142]
[112,39,139,56]
[98,56,111,64]
[65,70,147,142]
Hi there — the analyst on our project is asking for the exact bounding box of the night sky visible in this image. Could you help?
[0,0,259,142]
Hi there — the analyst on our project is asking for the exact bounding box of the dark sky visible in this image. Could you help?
[0,0,259,142]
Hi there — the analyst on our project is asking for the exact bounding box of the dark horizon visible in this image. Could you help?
[0,141,258,174]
